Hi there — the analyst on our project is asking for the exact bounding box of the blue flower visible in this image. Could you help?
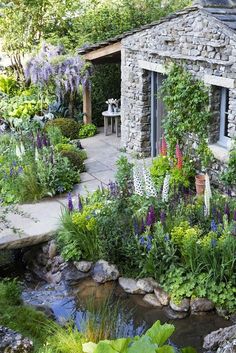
[139,236,145,246]
[164,234,170,242]
[211,220,217,232]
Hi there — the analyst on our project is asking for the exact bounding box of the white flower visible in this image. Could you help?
[204,173,212,217]
[20,142,25,155]
[15,145,22,159]
[162,174,170,202]
[35,147,39,161]
[133,166,144,196]
[143,167,157,197]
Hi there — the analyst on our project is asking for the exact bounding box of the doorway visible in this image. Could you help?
[150,71,166,157]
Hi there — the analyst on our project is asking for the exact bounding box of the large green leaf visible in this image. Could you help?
[82,342,97,353]
[156,345,175,353]
[145,321,175,346]
[127,336,157,353]
[181,347,198,353]
[94,341,119,353]
[109,338,131,352]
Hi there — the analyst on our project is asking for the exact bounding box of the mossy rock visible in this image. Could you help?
[45,118,81,140]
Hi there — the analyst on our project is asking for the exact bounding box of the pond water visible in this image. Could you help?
[21,278,232,353]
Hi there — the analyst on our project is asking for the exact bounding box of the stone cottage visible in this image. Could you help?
[79,0,236,181]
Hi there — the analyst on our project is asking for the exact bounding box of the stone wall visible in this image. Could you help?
[121,8,236,181]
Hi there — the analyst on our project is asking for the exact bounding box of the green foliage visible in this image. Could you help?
[115,156,134,195]
[46,126,69,145]
[45,118,81,140]
[0,279,53,352]
[58,206,102,262]
[161,64,212,167]
[0,75,19,95]
[79,124,97,139]
[83,321,189,353]
[60,150,85,172]
[221,140,236,186]
[55,143,77,152]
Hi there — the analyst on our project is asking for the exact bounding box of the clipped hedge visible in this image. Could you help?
[61,150,85,172]
[45,118,81,140]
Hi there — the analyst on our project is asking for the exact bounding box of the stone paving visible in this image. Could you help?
[0,130,122,249]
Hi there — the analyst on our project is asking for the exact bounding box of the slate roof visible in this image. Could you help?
[78,0,236,56]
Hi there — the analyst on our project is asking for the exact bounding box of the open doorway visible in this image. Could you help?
[151,72,166,157]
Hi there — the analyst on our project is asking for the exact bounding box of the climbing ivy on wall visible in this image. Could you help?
[161,64,212,166]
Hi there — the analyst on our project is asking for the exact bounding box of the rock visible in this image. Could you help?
[137,278,159,293]
[118,277,146,294]
[190,298,215,313]
[170,298,190,312]
[0,326,33,352]
[143,294,162,307]
[154,287,170,306]
[92,260,119,283]
[62,263,90,285]
[74,261,92,273]
[48,240,57,259]
[46,271,62,284]
[203,325,236,351]
[164,307,189,320]
[230,313,236,324]
[216,339,236,353]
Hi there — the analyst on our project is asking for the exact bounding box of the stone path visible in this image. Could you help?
[0,131,122,249]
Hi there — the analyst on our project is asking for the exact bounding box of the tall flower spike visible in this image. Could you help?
[15,145,22,160]
[175,144,183,170]
[68,193,73,212]
[162,174,170,202]
[133,166,144,196]
[146,206,156,226]
[78,195,83,212]
[143,167,157,197]
[204,173,212,217]
[160,135,167,156]
[35,147,39,161]
[20,142,25,155]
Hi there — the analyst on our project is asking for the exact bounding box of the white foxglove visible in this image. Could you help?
[15,145,22,160]
[204,173,212,217]
[20,142,25,155]
[35,147,39,161]
[133,166,144,196]
[143,167,157,197]
[162,174,170,202]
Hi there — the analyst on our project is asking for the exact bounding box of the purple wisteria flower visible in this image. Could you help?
[146,206,156,227]
[67,193,73,212]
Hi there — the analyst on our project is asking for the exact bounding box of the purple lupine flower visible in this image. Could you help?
[146,206,156,227]
[211,220,217,232]
[36,133,43,149]
[164,234,170,242]
[160,210,166,225]
[78,195,83,212]
[140,219,145,233]
[139,236,145,246]
[42,133,48,147]
[211,238,217,248]
[67,193,73,212]
[224,203,230,221]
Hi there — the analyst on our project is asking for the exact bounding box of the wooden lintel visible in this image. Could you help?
[83,42,121,61]
[83,86,92,124]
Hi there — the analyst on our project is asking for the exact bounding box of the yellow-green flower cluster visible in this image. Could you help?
[171,221,201,247]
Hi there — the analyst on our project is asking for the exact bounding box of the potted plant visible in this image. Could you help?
[195,143,214,195]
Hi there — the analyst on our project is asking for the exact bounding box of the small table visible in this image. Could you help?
[102,111,121,137]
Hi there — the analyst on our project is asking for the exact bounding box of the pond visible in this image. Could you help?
[21,277,231,353]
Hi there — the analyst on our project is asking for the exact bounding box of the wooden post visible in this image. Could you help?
[83,85,92,124]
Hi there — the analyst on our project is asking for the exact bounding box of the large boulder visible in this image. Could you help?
[143,294,162,307]
[0,326,33,353]
[136,278,159,293]
[92,260,119,283]
[62,262,91,285]
[190,298,215,313]
[203,325,236,352]
[169,298,190,312]
[154,287,170,306]
[119,277,146,294]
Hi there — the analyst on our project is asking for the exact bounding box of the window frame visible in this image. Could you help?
[218,87,231,148]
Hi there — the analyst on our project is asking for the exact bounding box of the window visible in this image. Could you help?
[219,87,230,147]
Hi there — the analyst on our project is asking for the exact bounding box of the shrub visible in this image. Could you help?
[79,123,97,139]
[45,118,81,140]
[55,143,77,152]
[60,150,85,172]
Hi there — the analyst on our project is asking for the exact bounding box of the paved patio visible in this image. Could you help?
[0,131,123,249]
